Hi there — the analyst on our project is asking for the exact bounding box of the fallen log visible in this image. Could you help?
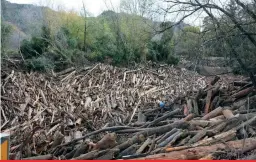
[204,90,213,114]
[22,154,53,160]
[115,121,189,151]
[134,138,256,160]
[141,109,181,128]
[202,107,223,120]
[231,87,254,99]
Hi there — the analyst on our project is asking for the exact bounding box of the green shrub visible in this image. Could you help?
[25,56,55,72]
[20,25,51,59]
[167,55,179,65]
[87,51,104,62]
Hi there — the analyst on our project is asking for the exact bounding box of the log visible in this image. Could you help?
[72,142,89,158]
[158,130,181,147]
[118,144,139,158]
[210,96,219,111]
[189,119,223,128]
[235,116,256,131]
[183,113,195,121]
[192,99,199,116]
[141,109,181,128]
[94,133,117,150]
[231,87,254,99]
[156,128,178,144]
[204,90,213,114]
[72,150,99,160]
[233,81,251,87]
[136,138,152,154]
[134,138,256,160]
[193,129,236,147]
[210,76,220,86]
[222,109,235,119]
[188,129,207,144]
[202,107,223,120]
[95,149,120,160]
[53,126,133,148]
[116,121,189,151]
[22,154,53,160]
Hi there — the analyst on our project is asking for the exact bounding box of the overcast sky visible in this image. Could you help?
[8,0,121,16]
[7,0,207,26]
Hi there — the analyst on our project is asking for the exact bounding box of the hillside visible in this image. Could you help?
[1,0,189,50]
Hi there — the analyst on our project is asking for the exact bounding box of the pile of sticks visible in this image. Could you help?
[1,63,255,160]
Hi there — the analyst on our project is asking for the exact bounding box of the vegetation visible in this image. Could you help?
[1,0,256,81]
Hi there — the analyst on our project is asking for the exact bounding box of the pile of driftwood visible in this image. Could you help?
[1,63,255,160]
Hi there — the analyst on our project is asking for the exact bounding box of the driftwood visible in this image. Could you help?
[22,154,53,160]
[135,138,256,160]
[141,109,181,128]
[202,107,223,120]
[2,63,255,160]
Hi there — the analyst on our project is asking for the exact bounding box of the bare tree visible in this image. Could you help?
[159,0,256,86]
[82,1,87,52]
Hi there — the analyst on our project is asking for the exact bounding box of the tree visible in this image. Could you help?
[160,0,256,86]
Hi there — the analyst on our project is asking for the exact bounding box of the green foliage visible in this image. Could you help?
[20,25,51,59]
[25,55,55,72]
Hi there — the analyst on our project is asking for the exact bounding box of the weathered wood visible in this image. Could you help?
[22,154,53,160]
[188,129,207,144]
[231,87,254,99]
[136,138,152,154]
[210,76,220,86]
[94,133,117,150]
[204,90,213,114]
[158,130,181,147]
[134,138,256,160]
[222,109,234,120]
[116,121,189,151]
[156,128,178,144]
[72,150,99,160]
[202,107,223,120]
[183,113,195,121]
[141,109,181,128]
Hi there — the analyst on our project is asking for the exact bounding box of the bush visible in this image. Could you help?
[25,56,55,72]
[87,51,104,62]
[20,25,51,59]
[167,55,179,65]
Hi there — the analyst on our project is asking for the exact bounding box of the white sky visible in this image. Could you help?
[7,0,208,26]
[7,0,121,16]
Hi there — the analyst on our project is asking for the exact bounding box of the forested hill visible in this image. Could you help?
[1,0,189,50]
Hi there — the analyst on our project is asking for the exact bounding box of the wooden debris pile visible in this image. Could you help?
[1,63,255,160]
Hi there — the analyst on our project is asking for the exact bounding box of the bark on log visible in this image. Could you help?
[22,154,53,160]
[183,113,195,121]
[202,107,223,120]
[231,87,254,99]
[134,138,256,160]
[204,90,213,114]
[116,121,189,151]
[141,109,181,128]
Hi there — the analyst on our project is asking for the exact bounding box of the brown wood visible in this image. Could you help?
[134,138,256,160]
[141,109,181,128]
[231,87,254,99]
[202,107,223,120]
[204,90,213,114]
[22,154,53,160]
[222,109,235,119]
[94,133,117,150]
[183,113,195,121]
